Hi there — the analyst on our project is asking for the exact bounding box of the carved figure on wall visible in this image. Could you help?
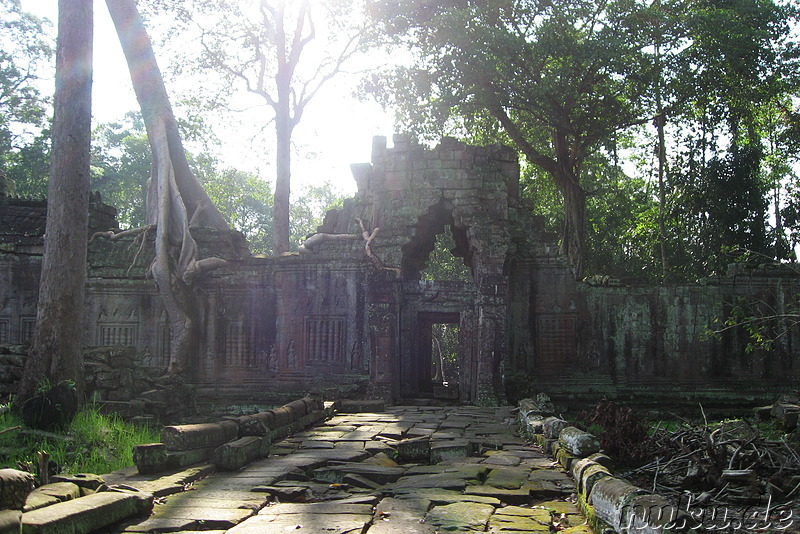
[267,344,278,373]
[350,341,361,371]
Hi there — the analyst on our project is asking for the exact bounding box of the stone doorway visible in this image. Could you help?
[417,311,460,399]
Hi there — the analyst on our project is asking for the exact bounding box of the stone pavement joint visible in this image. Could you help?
[113,405,594,533]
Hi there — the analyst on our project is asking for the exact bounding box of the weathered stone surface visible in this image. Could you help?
[340,399,385,413]
[132,443,167,474]
[313,463,406,485]
[226,514,371,533]
[558,426,600,457]
[425,502,495,531]
[464,485,532,505]
[589,477,648,531]
[49,474,106,495]
[213,436,264,471]
[430,440,470,463]
[397,436,430,462]
[622,493,698,534]
[23,483,81,512]
[0,469,35,510]
[485,467,528,490]
[165,446,216,469]
[392,488,501,506]
[0,510,22,534]
[20,489,153,534]
[161,422,238,451]
[542,417,569,439]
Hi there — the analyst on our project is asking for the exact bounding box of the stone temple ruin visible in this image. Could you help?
[1,135,799,408]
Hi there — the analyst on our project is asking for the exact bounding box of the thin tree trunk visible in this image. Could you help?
[273,84,292,255]
[106,0,230,374]
[17,0,93,405]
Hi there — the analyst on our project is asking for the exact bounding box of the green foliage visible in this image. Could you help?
[420,228,471,282]
[0,404,159,476]
[289,182,347,251]
[0,0,53,195]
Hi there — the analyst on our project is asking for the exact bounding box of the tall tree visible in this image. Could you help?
[368,0,655,276]
[17,0,93,420]
[106,0,235,374]
[147,0,370,254]
[0,0,53,195]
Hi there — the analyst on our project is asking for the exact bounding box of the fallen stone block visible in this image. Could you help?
[0,510,21,534]
[339,399,385,413]
[213,436,264,471]
[166,447,216,469]
[161,422,239,451]
[518,394,554,417]
[49,474,106,496]
[543,417,569,439]
[589,476,648,531]
[558,426,601,457]
[20,487,153,534]
[271,407,292,428]
[0,468,35,510]
[283,399,308,420]
[234,414,270,436]
[397,436,431,462]
[430,440,469,463]
[23,482,81,512]
[133,443,167,474]
[622,493,699,533]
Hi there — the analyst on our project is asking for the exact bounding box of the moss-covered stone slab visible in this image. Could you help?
[20,489,153,534]
[485,468,528,490]
[463,485,531,505]
[226,513,371,533]
[260,502,374,516]
[213,436,264,471]
[22,482,81,512]
[390,473,468,491]
[425,502,495,531]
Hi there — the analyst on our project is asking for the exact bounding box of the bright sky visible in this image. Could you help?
[20,0,397,196]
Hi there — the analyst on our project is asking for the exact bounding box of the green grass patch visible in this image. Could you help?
[0,403,159,477]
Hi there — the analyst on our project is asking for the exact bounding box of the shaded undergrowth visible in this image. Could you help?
[0,403,159,480]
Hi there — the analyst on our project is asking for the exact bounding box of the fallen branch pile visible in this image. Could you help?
[627,418,800,506]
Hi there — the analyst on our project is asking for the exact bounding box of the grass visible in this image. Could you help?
[0,403,159,478]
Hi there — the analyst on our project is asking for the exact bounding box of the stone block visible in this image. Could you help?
[0,469,35,510]
[49,474,106,496]
[23,482,81,512]
[133,443,167,474]
[271,407,292,428]
[425,502,495,532]
[161,422,238,451]
[20,488,153,534]
[622,493,698,533]
[589,477,648,531]
[166,447,216,469]
[580,463,611,496]
[339,399,385,413]
[284,399,308,420]
[397,436,431,462]
[0,510,21,534]
[543,417,569,439]
[234,414,268,436]
[559,426,601,457]
[313,464,406,485]
[213,436,263,471]
[430,440,469,463]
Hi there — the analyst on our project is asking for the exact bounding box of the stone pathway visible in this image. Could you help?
[113,406,593,533]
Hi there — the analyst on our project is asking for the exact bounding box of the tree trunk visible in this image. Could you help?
[273,79,292,255]
[17,0,93,408]
[106,0,230,374]
[556,167,587,279]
